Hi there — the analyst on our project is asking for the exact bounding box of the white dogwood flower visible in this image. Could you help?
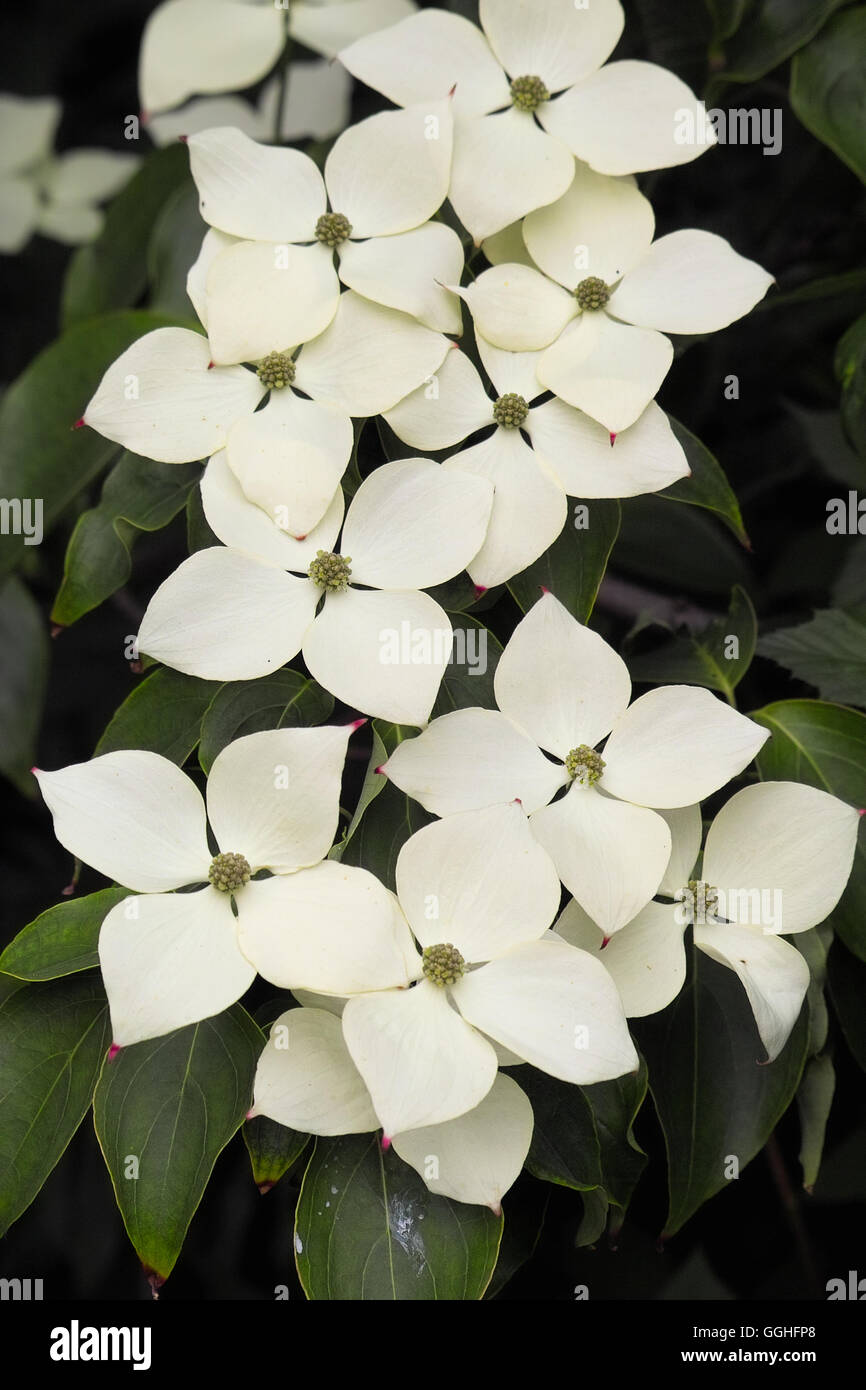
[136,457,494,726]
[458,161,774,433]
[250,1006,534,1210]
[384,592,771,935]
[556,784,860,1061]
[339,0,715,242]
[185,108,459,362]
[0,94,139,253]
[139,0,416,116]
[34,727,418,1047]
[146,64,354,147]
[82,292,449,537]
[384,338,689,587]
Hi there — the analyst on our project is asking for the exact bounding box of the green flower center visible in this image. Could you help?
[308,550,352,591]
[422,942,466,987]
[492,392,529,427]
[257,350,296,389]
[686,879,719,921]
[315,212,353,247]
[510,74,550,113]
[565,745,605,785]
[209,852,251,893]
[575,277,611,311]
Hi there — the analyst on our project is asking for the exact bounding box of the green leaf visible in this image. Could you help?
[339,723,433,889]
[198,670,335,773]
[147,182,205,320]
[508,500,620,621]
[627,585,757,702]
[0,310,185,583]
[826,939,866,1073]
[758,608,866,705]
[634,949,808,1236]
[796,1053,835,1191]
[518,1068,602,1192]
[582,1062,649,1224]
[243,1115,309,1193]
[95,668,220,764]
[615,495,751,597]
[430,615,502,717]
[719,0,849,82]
[93,1006,262,1283]
[186,484,221,553]
[329,725,388,863]
[795,923,833,1056]
[0,974,111,1237]
[836,311,866,458]
[705,0,750,44]
[752,700,866,959]
[62,144,192,327]
[0,578,49,793]
[51,452,200,626]
[660,418,749,547]
[790,7,866,184]
[294,1133,503,1300]
[576,1188,609,1247]
[0,887,129,981]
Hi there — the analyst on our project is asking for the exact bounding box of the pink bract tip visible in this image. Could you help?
[609,432,617,447]
[139,110,150,124]
[381,1134,391,1151]
[207,360,215,369]
[448,83,457,97]
[72,418,85,430]
[30,765,40,776]
[374,765,386,776]
[540,585,551,595]
[144,1267,164,1299]
[859,808,866,817]
[107,1043,121,1062]
[50,624,64,639]
[511,797,522,806]
[473,584,487,597]
[600,936,611,950]
[61,881,76,898]
[258,1181,275,1195]
[488,1201,502,1217]
[293,532,307,541]
[349,718,367,731]
[246,1107,256,1120]
[178,134,188,144]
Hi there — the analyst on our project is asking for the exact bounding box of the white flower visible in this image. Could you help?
[146,64,354,148]
[384,592,771,936]
[384,338,689,587]
[34,728,418,1047]
[184,109,459,361]
[250,1006,534,1211]
[0,95,139,253]
[556,784,860,1061]
[139,0,416,115]
[457,161,774,433]
[339,1,716,242]
[82,291,450,537]
[135,457,494,726]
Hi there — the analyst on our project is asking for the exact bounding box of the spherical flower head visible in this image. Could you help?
[565,745,605,786]
[422,942,466,987]
[308,550,352,592]
[208,851,251,893]
[575,277,611,311]
[315,212,353,248]
[493,392,530,428]
[257,350,296,390]
[510,74,550,113]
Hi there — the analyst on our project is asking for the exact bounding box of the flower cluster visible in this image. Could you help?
[35,0,859,1215]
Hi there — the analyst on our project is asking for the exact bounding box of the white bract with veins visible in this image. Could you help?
[458,162,775,433]
[136,457,494,727]
[339,0,716,242]
[385,337,690,587]
[34,728,418,1047]
[185,108,459,364]
[384,592,771,936]
[557,783,860,1061]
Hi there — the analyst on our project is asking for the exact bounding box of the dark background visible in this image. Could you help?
[1,0,865,1299]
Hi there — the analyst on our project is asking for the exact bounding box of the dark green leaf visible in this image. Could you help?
[627,584,757,701]
[721,0,849,83]
[0,311,185,583]
[51,452,200,626]
[661,418,749,547]
[635,949,808,1236]
[576,1188,609,1247]
[95,668,220,764]
[796,923,833,1056]
[518,1067,602,1192]
[147,182,205,320]
[484,1181,549,1298]
[340,723,433,889]
[0,887,129,981]
[93,1005,262,1282]
[243,1114,309,1193]
[752,700,866,960]
[328,725,388,863]
[186,486,221,553]
[826,939,866,1073]
[295,1133,503,1300]
[758,608,866,705]
[836,311,866,459]
[615,494,751,597]
[198,670,334,773]
[508,500,620,621]
[62,144,192,327]
[0,974,111,1237]
[797,1053,834,1191]
[705,0,750,44]
[582,1061,649,1224]
[790,7,866,184]
[0,578,49,793]
[430,615,502,716]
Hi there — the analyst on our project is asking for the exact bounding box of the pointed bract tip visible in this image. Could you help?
[374,764,387,777]
[207,360,215,370]
[143,1266,164,1298]
[448,83,457,98]
[349,717,367,731]
[609,432,616,447]
[858,808,866,817]
[72,418,85,430]
[61,880,76,898]
[293,532,307,541]
[600,935,611,950]
[178,133,188,144]
[30,765,40,776]
[107,1043,121,1062]
[258,1180,276,1195]
[381,1133,391,1151]
[488,1201,502,1217]
[473,584,487,597]
[540,585,551,595]
[655,1234,668,1254]
[50,623,64,639]
[511,796,522,807]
